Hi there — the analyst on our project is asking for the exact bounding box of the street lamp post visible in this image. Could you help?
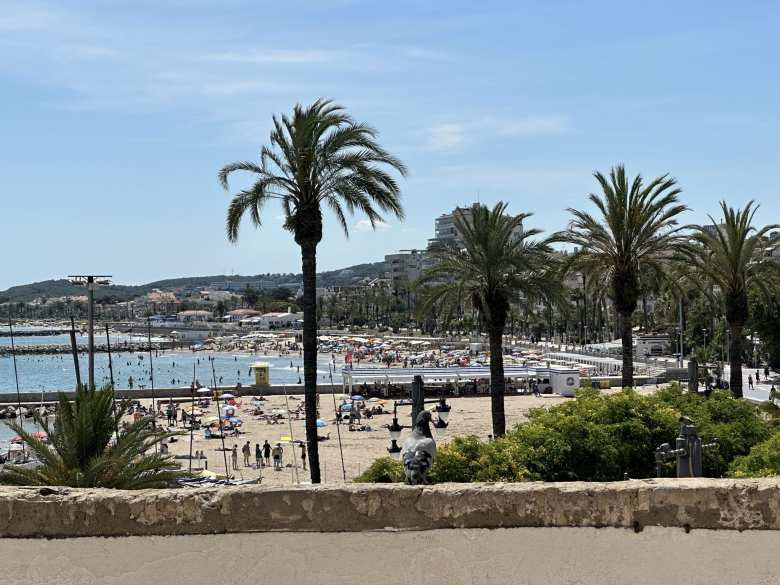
[68,275,112,389]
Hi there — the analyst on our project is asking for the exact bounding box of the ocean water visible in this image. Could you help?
[0,350,345,393]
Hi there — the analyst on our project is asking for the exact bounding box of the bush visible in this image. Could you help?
[354,457,404,483]
[507,388,680,481]
[653,386,771,476]
[429,436,528,483]
[355,385,773,483]
[728,431,780,477]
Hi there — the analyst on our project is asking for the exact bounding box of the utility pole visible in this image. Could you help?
[68,275,112,389]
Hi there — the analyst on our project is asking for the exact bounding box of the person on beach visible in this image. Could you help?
[263,440,271,467]
[749,375,754,390]
[300,443,307,470]
[272,443,283,470]
[255,443,262,467]
[242,441,251,466]
[231,445,239,470]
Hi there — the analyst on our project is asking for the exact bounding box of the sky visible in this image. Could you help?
[1,0,779,290]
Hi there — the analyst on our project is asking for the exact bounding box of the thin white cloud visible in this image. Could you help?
[426,123,466,151]
[54,44,119,61]
[204,50,343,64]
[497,115,567,136]
[354,219,390,232]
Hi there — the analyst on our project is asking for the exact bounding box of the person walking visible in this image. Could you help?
[255,443,262,468]
[272,443,283,470]
[748,374,754,390]
[231,444,239,471]
[263,440,271,467]
[300,442,307,471]
[242,441,251,467]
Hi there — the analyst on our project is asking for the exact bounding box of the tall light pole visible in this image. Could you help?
[68,275,112,389]
[702,328,708,357]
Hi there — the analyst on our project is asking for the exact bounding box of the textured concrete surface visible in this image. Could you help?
[2,527,780,585]
[2,478,780,538]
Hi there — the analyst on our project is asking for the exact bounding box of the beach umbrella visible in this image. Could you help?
[350,395,365,401]
[204,416,220,424]
[221,393,235,399]
[196,388,211,394]
[228,417,243,425]
[31,431,48,440]
[316,419,327,428]
[334,394,349,400]
[339,403,353,412]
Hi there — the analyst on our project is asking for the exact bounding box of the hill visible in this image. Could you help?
[0,262,387,304]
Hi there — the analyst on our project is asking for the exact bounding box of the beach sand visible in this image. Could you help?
[140,385,659,485]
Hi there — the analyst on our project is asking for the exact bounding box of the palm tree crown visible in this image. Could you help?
[0,385,185,489]
[219,98,406,483]
[219,98,407,244]
[685,201,780,397]
[417,202,561,436]
[557,165,688,387]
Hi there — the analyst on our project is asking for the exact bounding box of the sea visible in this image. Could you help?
[0,332,346,447]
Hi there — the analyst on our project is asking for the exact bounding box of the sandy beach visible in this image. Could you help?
[138,386,656,485]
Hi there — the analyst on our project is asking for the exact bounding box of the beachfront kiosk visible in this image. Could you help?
[248,362,270,387]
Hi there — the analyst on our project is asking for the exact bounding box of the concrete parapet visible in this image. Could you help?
[1,478,779,538]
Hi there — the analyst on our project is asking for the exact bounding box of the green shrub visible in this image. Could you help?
[429,436,528,483]
[728,431,780,477]
[508,388,680,481]
[653,386,771,475]
[355,385,773,483]
[354,457,404,483]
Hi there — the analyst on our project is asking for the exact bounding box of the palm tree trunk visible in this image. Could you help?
[488,320,506,437]
[728,323,744,398]
[300,240,321,483]
[620,310,634,388]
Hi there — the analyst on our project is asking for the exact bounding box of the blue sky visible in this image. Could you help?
[2,0,779,290]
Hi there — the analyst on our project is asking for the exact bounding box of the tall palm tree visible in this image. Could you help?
[219,99,406,482]
[0,385,184,488]
[685,201,780,398]
[557,165,687,388]
[416,202,561,437]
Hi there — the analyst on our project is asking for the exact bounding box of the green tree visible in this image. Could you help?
[242,286,260,307]
[685,202,780,397]
[219,99,406,482]
[557,165,687,387]
[0,385,185,488]
[417,202,560,436]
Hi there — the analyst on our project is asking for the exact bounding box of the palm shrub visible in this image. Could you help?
[0,385,185,489]
[220,99,406,482]
[557,165,688,387]
[684,201,780,397]
[416,202,562,437]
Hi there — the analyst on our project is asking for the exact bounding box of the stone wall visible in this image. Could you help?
[1,478,780,538]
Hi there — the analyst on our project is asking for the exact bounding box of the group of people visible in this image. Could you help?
[230,439,307,473]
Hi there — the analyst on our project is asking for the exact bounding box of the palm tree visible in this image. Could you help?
[685,201,780,398]
[416,202,561,437]
[0,385,184,488]
[219,99,406,482]
[557,165,687,388]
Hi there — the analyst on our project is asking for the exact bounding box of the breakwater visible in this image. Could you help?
[0,342,172,356]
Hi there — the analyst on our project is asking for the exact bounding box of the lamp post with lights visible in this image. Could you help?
[68,275,112,389]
